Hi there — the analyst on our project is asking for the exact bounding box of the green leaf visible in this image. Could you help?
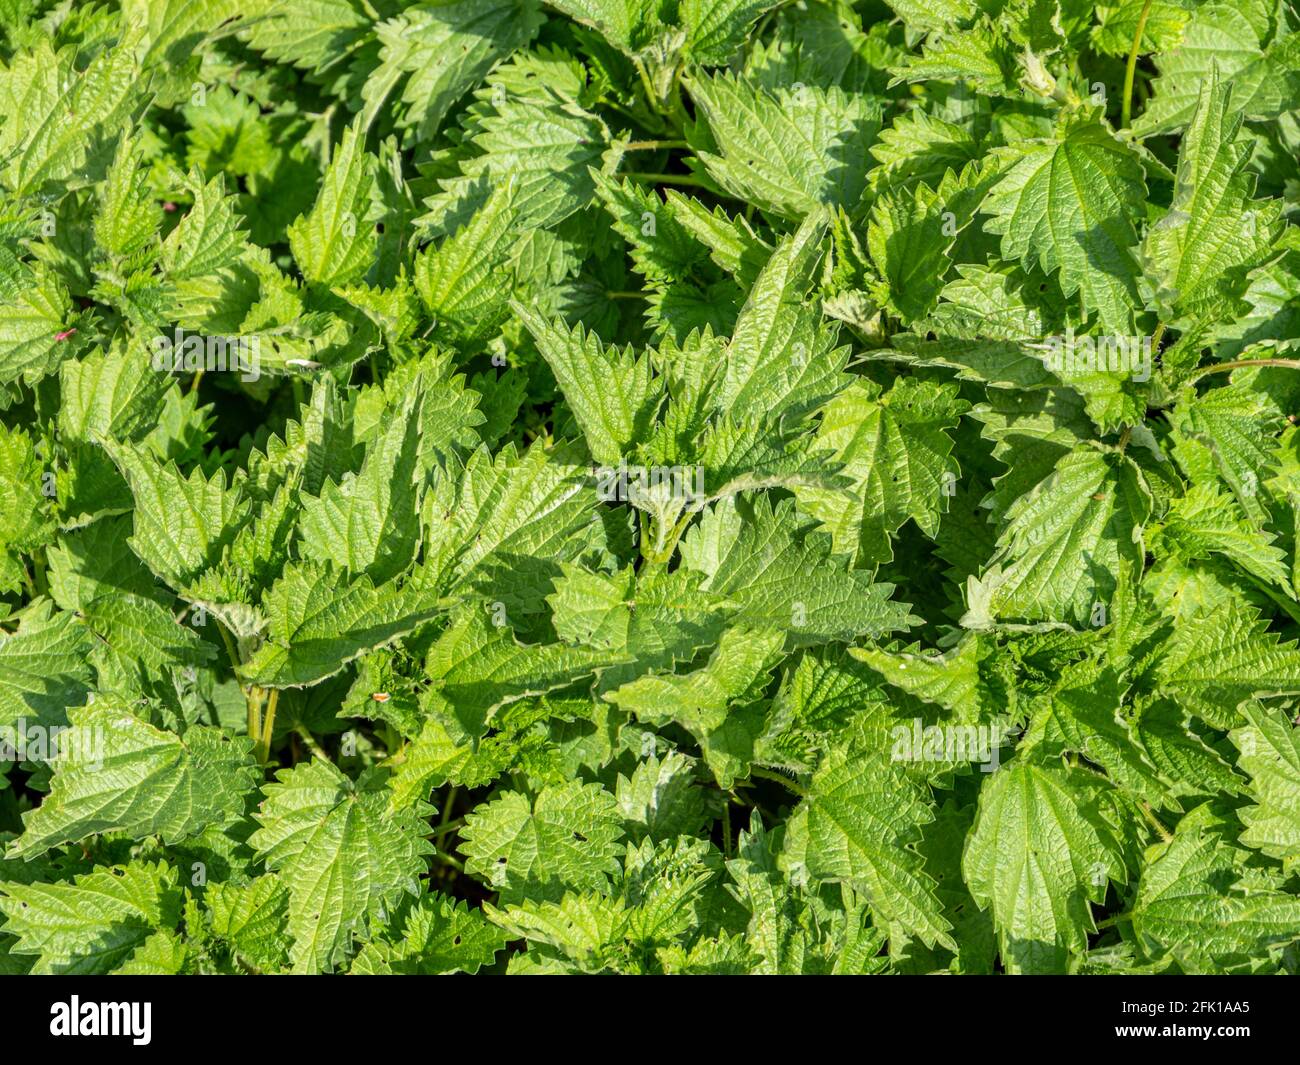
[288,120,379,289]
[605,627,784,786]
[548,563,733,676]
[1133,0,1300,136]
[0,424,54,582]
[544,0,658,51]
[423,92,609,230]
[161,174,250,282]
[362,1,544,141]
[435,442,606,626]
[682,0,779,64]
[891,19,1018,94]
[424,607,623,735]
[963,762,1124,973]
[1132,699,1243,798]
[1231,703,1300,863]
[204,876,292,973]
[58,340,169,444]
[0,40,143,196]
[784,747,954,950]
[1155,598,1300,728]
[514,301,660,464]
[1152,481,1292,592]
[106,441,251,590]
[687,73,880,220]
[1130,803,1300,972]
[0,861,182,975]
[238,0,371,72]
[795,378,967,565]
[867,180,957,323]
[615,751,711,842]
[460,780,624,903]
[249,760,433,973]
[94,135,161,261]
[964,447,1152,628]
[0,262,76,388]
[9,699,259,859]
[0,605,93,729]
[849,634,991,720]
[1142,71,1284,326]
[982,113,1147,334]
[239,560,444,688]
[415,183,520,345]
[352,891,508,974]
[1092,0,1191,58]
[681,496,919,644]
[594,172,707,284]
[298,398,423,583]
[716,214,848,423]
[870,106,981,195]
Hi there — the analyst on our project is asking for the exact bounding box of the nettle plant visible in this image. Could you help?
[0,0,1298,977]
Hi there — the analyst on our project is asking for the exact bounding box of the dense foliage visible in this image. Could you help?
[1,0,1299,975]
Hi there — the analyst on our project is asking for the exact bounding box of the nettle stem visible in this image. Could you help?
[257,688,280,764]
[1140,801,1172,843]
[1190,357,1300,381]
[294,724,331,763]
[749,765,808,798]
[217,621,266,752]
[623,171,709,188]
[1121,0,1156,129]
[248,687,263,750]
[621,139,688,151]
[217,621,241,677]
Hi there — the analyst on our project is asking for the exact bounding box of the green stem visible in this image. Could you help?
[1121,0,1156,129]
[1189,357,1300,382]
[294,725,331,763]
[217,621,241,678]
[428,817,465,841]
[602,97,667,135]
[1096,912,1133,931]
[257,688,280,764]
[219,620,264,747]
[247,687,262,748]
[621,139,688,151]
[19,558,36,598]
[720,801,731,857]
[1140,801,1172,843]
[29,548,47,597]
[666,67,688,135]
[440,786,459,827]
[635,61,658,111]
[642,510,695,567]
[623,171,709,188]
[749,766,808,798]
[217,621,261,739]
